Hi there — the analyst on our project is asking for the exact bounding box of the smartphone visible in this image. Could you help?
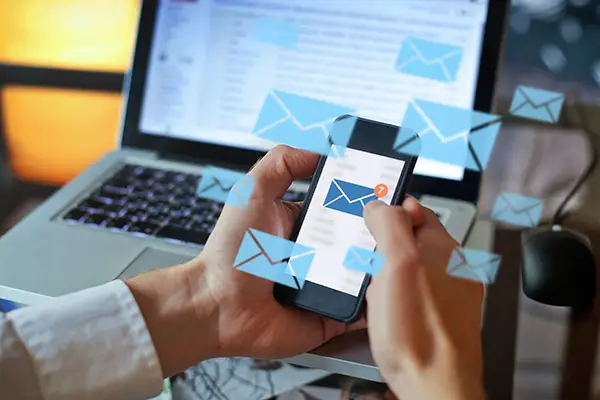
[274,116,417,323]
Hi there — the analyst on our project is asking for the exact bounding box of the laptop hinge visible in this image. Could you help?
[156,151,244,171]
[121,146,160,159]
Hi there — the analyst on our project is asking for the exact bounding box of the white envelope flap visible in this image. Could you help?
[270,91,341,132]
[407,37,462,66]
[410,99,469,143]
[350,248,373,266]
[451,249,500,271]
[334,180,375,204]
[498,194,543,214]
[203,176,234,192]
[250,234,290,265]
[518,87,564,109]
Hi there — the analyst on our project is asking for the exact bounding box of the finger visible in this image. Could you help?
[363,201,418,264]
[248,145,320,199]
[282,201,303,220]
[402,195,425,227]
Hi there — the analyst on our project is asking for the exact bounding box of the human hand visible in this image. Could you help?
[184,146,368,360]
[363,200,485,400]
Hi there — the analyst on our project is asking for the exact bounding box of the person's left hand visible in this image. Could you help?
[185,145,366,360]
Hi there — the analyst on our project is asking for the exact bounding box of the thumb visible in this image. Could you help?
[363,200,420,265]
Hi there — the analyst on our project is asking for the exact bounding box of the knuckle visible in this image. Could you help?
[390,248,420,268]
[269,144,293,157]
[422,207,438,222]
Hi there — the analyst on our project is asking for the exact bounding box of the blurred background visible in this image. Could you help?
[1,0,600,234]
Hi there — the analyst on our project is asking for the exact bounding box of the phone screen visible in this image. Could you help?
[295,147,407,296]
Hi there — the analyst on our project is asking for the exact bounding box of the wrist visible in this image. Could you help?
[125,256,220,377]
[385,351,485,400]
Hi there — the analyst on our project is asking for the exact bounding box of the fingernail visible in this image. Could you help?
[249,156,263,172]
[366,200,386,212]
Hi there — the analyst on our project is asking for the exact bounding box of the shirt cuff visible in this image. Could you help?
[9,280,163,400]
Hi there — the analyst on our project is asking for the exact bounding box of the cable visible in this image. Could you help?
[550,98,599,225]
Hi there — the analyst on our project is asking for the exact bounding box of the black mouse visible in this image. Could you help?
[521,226,596,308]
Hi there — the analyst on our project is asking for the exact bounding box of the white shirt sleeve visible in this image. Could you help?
[0,280,164,400]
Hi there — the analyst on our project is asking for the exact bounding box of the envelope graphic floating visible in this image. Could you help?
[233,228,315,289]
[394,98,502,171]
[343,246,385,276]
[395,36,463,82]
[447,247,501,284]
[254,18,300,49]
[509,86,564,124]
[323,179,377,218]
[491,192,543,228]
[252,90,355,157]
[196,166,256,208]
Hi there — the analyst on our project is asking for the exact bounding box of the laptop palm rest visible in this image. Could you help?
[117,247,194,280]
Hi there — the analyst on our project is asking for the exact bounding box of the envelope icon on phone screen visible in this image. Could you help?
[491,192,543,228]
[252,90,355,157]
[447,247,501,284]
[196,166,256,208]
[323,179,377,218]
[393,98,502,171]
[343,246,385,276]
[233,228,315,289]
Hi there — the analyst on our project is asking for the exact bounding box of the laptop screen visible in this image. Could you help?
[139,0,490,181]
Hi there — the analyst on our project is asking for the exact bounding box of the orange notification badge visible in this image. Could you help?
[374,184,388,198]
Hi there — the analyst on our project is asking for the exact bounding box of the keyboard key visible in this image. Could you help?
[64,209,86,222]
[168,218,188,228]
[81,198,110,210]
[156,226,209,245]
[102,203,125,215]
[103,184,132,195]
[96,190,127,202]
[85,214,108,226]
[130,221,161,236]
[106,217,128,230]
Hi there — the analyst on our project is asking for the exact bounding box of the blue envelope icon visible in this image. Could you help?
[196,166,256,208]
[394,98,502,171]
[447,247,501,284]
[491,192,543,228]
[323,179,377,218]
[395,36,463,82]
[343,246,385,276]
[233,229,315,289]
[252,90,356,157]
[0,298,25,313]
[254,18,300,49]
[509,86,564,124]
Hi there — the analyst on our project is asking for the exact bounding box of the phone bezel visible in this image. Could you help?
[274,117,417,323]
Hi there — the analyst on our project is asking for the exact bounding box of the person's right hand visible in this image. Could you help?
[363,199,485,400]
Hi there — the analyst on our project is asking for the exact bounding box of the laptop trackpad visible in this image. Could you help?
[118,247,194,280]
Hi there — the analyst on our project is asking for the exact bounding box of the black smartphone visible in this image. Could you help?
[274,116,417,323]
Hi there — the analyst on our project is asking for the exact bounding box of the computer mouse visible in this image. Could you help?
[521,226,596,308]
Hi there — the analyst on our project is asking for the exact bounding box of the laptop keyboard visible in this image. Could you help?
[62,164,306,246]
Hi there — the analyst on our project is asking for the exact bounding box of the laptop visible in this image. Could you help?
[0,0,507,297]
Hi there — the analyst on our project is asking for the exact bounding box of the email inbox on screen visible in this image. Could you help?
[297,148,406,296]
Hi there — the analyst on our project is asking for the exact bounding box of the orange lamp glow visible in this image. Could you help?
[0,0,140,72]
[2,86,122,186]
